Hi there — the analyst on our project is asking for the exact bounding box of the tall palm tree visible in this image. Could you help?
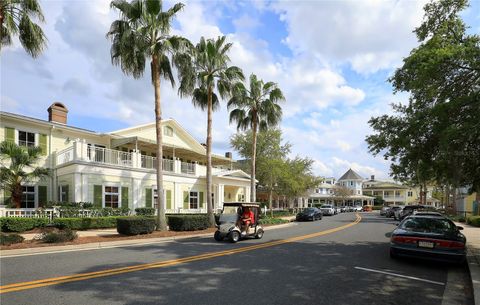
[0,0,47,57]
[107,0,190,230]
[228,74,285,202]
[178,36,244,225]
[0,141,50,208]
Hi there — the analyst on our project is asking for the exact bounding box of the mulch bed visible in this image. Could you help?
[1,228,217,250]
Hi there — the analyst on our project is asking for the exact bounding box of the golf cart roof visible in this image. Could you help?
[223,202,260,208]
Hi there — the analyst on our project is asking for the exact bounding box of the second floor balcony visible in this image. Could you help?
[55,142,227,176]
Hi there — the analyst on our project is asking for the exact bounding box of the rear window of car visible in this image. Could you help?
[400,217,456,234]
[305,208,315,212]
[322,205,332,208]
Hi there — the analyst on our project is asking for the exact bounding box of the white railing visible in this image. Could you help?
[0,208,57,221]
[163,159,175,172]
[140,156,174,172]
[165,208,207,214]
[88,147,132,167]
[181,162,195,175]
[56,147,74,166]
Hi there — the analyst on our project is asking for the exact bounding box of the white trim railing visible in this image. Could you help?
[181,162,195,175]
[0,208,57,221]
[88,147,132,167]
[56,147,74,166]
[165,208,207,214]
[140,156,175,172]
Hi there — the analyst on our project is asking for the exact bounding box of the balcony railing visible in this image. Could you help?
[181,162,195,175]
[87,147,132,167]
[141,156,174,172]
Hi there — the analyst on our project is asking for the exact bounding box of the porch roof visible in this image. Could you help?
[110,136,232,166]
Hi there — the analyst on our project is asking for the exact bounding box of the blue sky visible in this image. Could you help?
[1,0,479,180]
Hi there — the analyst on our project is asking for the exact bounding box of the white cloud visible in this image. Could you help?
[273,0,427,74]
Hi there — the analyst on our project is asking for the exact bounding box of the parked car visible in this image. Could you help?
[390,215,466,263]
[320,205,336,216]
[353,205,363,212]
[296,207,323,221]
[339,206,347,213]
[334,206,342,214]
[393,206,406,220]
[413,211,444,217]
[397,205,428,221]
[362,205,373,212]
[386,206,403,218]
[380,206,391,216]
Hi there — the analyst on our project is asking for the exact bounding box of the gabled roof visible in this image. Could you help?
[338,168,363,181]
[213,169,256,181]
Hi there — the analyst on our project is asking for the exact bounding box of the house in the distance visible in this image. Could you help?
[0,103,252,212]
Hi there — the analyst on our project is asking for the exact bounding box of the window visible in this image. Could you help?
[104,186,119,208]
[164,126,173,136]
[395,191,401,197]
[373,191,379,196]
[58,185,69,202]
[408,191,413,197]
[350,181,354,186]
[18,131,35,147]
[189,191,198,209]
[22,186,35,208]
[238,194,245,202]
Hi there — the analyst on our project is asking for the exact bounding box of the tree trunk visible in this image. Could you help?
[250,117,257,202]
[269,187,273,217]
[12,183,23,209]
[206,85,214,226]
[152,55,166,231]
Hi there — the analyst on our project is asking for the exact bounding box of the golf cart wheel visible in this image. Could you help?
[229,231,240,243]
[255,229,264,239]
[214,231,223,241]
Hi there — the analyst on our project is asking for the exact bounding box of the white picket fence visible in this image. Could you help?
[0,208,57,221]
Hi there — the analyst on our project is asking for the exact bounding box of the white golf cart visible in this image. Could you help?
[214,202,264,243]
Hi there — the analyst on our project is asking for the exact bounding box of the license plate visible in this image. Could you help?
[418,241,435,248]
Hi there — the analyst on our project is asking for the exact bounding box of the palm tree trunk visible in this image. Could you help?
[206,85,214,226]
[12,183,22,209]
[269,187,273,217]
[250,118,257,202]
[152,55,166,231]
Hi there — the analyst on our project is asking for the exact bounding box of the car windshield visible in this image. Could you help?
[400,217,456,234]
[322,205,332,208]
[219,206,239,224]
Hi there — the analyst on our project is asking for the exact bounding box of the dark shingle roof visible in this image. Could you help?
[338,168,363,181]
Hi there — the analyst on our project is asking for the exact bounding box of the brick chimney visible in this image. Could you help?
[48,102,68,124]
[371,175,375,181]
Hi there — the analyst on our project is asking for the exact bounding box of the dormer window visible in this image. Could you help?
[164,126,173,137]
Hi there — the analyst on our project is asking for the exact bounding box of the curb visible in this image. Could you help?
[466,244,480,305]
[0,222,296,258]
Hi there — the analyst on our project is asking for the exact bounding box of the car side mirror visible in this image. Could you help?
[457,226,464,231]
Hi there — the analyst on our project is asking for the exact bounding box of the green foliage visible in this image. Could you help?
[0,233,25,245]
[135,208,156,216]
[257,217,289,225]
[0,0,47,57]
[0,217,49,232]
[53,217,120,230]
[372,206,383,211]
[41,229,78,243]
[0,141,50,208]
[467,216,480,227]
[167,215,210,231]
[374,196,385,206]
[117,217,156,235]
[366,0,480,195]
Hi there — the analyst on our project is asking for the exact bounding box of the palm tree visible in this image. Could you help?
[0,0,47,57]
[228,74,285,202]
[178,36,244,226]
[107,0,190,230]
[0,141,50,208]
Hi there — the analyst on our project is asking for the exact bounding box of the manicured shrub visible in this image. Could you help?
[135,207,156,216]
[257,217,289,225]
[467,216,480,227]
[0,233,25,245]
[117,217,155,235]
[41,228,78,243]
[167,215,210,231]
[0,217,49,232]
[53,217,120,230]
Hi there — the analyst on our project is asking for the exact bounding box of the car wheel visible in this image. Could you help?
[255,229,264,239]
[229,231,240,243]
[214,231,223,241]
[390,249,398,259]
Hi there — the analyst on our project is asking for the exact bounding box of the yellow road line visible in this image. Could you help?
[0,214,361,294]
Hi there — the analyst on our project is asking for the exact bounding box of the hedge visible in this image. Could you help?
[372,206,383,211]
[135,208,156,216]
[53,217,121,230]
[167,215,210,231]
[0,217,49,232]
[0,233,25,245]
[117,217,155,235]
[258,217,289,225]
[467,216,480,227]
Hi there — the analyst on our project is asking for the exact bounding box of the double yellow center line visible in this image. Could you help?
[1,214,361,294]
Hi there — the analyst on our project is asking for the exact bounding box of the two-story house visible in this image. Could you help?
[0,103,252,213]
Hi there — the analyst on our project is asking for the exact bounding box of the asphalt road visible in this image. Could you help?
[0,212,473,305]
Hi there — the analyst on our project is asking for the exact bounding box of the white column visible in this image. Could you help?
[175,158,181,174]
[218,184,224,208]
[74,173,82,202]
[81,174,88,203]
[174,181,181,211]
[245,186,251,203]
[132,150,141,168]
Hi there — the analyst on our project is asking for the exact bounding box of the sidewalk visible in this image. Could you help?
[455,222,480,305]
